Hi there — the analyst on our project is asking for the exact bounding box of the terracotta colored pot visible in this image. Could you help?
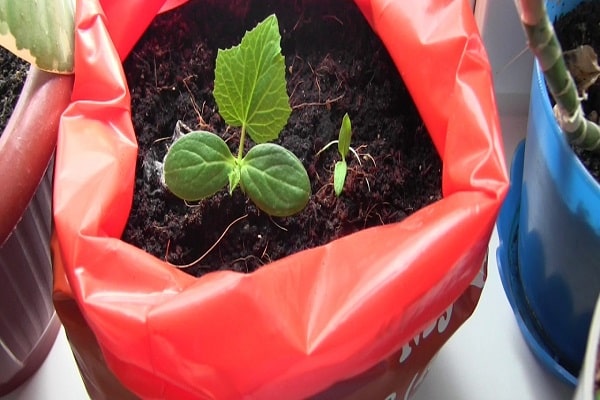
[0,66,73,395]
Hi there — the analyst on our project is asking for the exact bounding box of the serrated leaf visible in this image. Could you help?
[333,160,347,196]
[338,113,352,160]
[214,14,291,143]
[0,0,74,73]
[240,143,310,216]
[163,131,235,200]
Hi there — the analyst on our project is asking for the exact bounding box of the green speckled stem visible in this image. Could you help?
[519,0,600,151]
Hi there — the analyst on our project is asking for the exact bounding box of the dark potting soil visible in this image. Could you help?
[0,47,28,133]
[554,1,600,183]
[122,0,442,276]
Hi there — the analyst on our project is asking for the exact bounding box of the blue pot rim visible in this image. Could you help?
[496,140,578,387]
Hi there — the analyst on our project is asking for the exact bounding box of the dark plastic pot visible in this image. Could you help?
[497,0,600,387]
[0,66,73,394]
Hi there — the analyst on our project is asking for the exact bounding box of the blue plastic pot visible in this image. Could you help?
[497,0,600,386]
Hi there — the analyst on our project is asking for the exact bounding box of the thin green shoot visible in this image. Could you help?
[316,113,374,196]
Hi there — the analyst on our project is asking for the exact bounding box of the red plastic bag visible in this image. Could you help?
[53,0,508,398]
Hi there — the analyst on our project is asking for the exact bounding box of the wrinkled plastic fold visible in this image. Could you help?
[53,0,508,398]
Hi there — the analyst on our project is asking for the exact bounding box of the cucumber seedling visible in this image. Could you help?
[316,113,374,196]
[162,15,311,217]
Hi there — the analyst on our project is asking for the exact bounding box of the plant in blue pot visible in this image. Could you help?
[498,0,600,387]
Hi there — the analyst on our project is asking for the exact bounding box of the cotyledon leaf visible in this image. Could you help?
[240,143,310,217]
[333,160,347,197]
[338,113,352,160]
[163,131,236,201]
[0,0,74,73]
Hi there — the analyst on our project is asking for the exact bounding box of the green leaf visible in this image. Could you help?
[240,143,311,217]
[337,113,352,160]
[228,166,241,194]
[163,131,235,201]
[0,0,74,73]
[214,14,291,144]
[333,160,347,196]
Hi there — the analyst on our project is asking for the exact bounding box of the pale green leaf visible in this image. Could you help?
[228,166,241,194]
[0,0,74,73]
[163,131,235,200]
[240,143,310,216]
[338,113,352,160]
[214,14,291,143]
[333,160,347,196]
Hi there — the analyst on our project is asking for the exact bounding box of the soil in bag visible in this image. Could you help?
[122,0,442,276]
[0,47,28,133]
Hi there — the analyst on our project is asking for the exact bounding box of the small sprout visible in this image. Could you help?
[335,113,352,195]
[317,113,367,196]
[163,15,311,217]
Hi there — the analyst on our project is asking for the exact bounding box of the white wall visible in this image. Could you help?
[475,0,534,113]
